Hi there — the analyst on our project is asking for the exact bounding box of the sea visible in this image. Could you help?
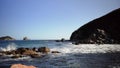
[0,40,120,68]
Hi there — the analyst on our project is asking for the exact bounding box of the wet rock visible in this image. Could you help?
[22,49,37,55]
[51,51,60,53]
[11,55,21,59]
[10,64,36,68]
[16,48,27,54]
[32,47,37,52]
[16,48,35,55]
[30,54,41,58]
[38,47,50,53]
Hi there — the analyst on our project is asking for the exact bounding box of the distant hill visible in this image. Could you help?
[0,36,15,40]
[70,8,120,44]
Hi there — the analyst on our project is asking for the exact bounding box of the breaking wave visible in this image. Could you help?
[0,43,17,51]
[51,43,120,53]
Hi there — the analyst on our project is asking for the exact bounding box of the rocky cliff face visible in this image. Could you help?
[70,8,120,44]
[0,36,15,40]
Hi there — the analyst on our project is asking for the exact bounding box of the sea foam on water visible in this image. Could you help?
[0,43,17,51]
[51,43,120,54]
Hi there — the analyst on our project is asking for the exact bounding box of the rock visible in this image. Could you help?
[10,64,36,68]
[61,38,65,42]
[11,55,21,58]
[32,47,37,52]
[0,36,15,40]
[38,47,50,53]
[16,48,28,54]
[23,37,29,40]
[51,51,60,53]
[70,8,120,44]
[30,54,41,58]
[55,38,65,42]
[22,49,37,55]
[15,48,37,55]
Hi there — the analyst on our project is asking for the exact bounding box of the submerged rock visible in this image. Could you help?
[70,8,120,44]
[38,47,50,53]
[10,64,36,68]
[51,51,60,53]
[56,38,65,42]
[30,54,42,58]
[11,55,22,59]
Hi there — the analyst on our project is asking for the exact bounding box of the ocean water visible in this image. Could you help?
[0,40,120,68]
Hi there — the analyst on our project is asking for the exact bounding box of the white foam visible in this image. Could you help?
[0,43,17,51]
[51,44,120,53]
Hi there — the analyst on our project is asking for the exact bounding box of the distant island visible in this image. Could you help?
[0,36,15,40]
[0,36,30,40]
[70,8,120,44]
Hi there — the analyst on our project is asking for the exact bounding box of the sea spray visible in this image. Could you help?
[51,44,120,54]
[0,43,17,51]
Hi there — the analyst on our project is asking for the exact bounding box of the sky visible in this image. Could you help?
[0,0,120,40]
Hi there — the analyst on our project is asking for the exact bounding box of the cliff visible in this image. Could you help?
[70,8,120,44]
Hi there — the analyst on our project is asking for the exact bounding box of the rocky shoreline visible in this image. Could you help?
[0,47,60,59]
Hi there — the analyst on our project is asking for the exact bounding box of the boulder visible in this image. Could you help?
[38,47,50,53]
[15,48,37,55]
[22,49,37,55]
[10,64,36,68]
[70,8,120,44]
[16,48,28,54]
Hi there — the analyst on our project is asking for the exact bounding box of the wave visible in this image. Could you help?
[0,43,17,51]
[51,43,120,53]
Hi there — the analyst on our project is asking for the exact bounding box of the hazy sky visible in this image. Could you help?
[0,0,120,40]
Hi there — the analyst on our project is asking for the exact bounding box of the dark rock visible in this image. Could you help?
[15,48,37,55]
[38,47,50,53]
[51,51,60,53]
[0,36,15,40]
[70,8,120,44]
[61,38,65,42]
[30,54,41,58]
[55,38,65,42]
[16,48,28,54]
[22,49,37,55]
[23,37,29,40]
[32,47,37,52]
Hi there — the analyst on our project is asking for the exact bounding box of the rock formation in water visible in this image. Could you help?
[0,36,15,40]
[56,38,65,42]
[23,37,29,40]
[70,8,120,44]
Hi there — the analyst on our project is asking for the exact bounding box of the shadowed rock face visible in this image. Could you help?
[70,8,120,44]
